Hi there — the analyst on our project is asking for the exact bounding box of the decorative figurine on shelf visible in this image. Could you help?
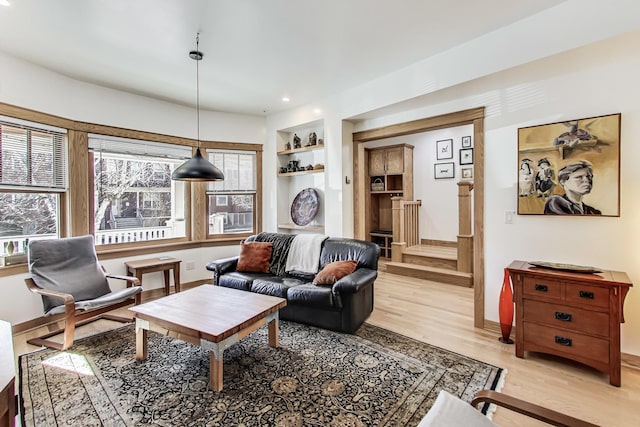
[317,138,324,145]
[287,159,299,172]
[306,164,314,171]
[285,141,291,151]
[308,132,317,146]
[293,133,301,149]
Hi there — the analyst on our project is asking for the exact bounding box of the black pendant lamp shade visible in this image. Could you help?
[172,33,224,182]
[171,147,224,181]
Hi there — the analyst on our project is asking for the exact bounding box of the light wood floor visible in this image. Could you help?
[12,270,640,426]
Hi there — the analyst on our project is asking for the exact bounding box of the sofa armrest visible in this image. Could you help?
[332,268,378,294]
[206,256,239,285]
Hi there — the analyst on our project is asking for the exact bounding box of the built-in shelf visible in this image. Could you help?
[278,169,324,177]
[276,121,325,233]
[370,190,404,195]
[277,144,324,156]
[278,223,325,232]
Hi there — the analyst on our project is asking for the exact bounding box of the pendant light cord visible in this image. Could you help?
[195,32,201,149]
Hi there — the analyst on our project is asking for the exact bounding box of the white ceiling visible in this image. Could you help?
[0,0,564,116]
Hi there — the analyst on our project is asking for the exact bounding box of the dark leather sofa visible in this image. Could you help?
[206,233,380,333]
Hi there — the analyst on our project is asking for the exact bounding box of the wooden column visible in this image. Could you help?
[457,182,474,273]
[391,196,405,262]
[68,130,90,236]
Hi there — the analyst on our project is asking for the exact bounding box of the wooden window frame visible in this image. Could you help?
[0,102,263,266]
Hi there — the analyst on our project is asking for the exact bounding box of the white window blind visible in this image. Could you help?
[88,135,192,160]
[206,149,257,192]
[0,120,67,190]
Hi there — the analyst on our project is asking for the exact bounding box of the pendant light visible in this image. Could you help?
[172,33,224,181]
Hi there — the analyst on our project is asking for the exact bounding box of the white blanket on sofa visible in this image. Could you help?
[285,234,329,275]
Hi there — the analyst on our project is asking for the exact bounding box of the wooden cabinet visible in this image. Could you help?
[507,260,633,386]
[369,146,405,176]
[365,144,413,258]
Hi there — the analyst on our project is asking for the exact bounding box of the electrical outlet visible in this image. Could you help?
[186,261,195,271]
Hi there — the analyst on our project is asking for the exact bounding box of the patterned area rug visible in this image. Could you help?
[19,321,505,426]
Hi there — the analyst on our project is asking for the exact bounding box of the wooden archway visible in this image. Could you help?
[352,107,486,328]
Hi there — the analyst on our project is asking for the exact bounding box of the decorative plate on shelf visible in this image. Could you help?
[291,188,320,226]
[528,261,602,274]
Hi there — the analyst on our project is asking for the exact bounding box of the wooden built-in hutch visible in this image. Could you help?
[365,144,413,258]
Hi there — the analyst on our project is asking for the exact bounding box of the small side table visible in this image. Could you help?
[125,257,182,296]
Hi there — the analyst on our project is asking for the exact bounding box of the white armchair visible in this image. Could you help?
[418,390,598,427]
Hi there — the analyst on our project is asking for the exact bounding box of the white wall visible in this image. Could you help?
[352,32,640,355]
[266,12,640,355]
[0,51,266,325]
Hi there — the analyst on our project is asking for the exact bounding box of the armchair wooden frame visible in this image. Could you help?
[472,390,599,427]
[25,269,141,351]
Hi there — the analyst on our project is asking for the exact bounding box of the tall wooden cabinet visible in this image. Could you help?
[365,144,414,258]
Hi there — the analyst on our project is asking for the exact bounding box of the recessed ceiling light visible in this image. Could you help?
[282,97,290,103]
[313,108,322,114]
[0,1,10,6]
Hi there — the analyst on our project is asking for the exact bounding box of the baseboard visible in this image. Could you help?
[483,318,640,370]
[12,278,211,335]
[421,239,457,248]
[483,319,501,336]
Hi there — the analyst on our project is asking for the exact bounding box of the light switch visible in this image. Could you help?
[504,211,515,224]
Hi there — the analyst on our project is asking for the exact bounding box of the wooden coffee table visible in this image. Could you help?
[129,285,287,391]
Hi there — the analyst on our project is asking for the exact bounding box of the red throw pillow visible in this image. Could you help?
[236,242,272,273]
[313,260,358,285]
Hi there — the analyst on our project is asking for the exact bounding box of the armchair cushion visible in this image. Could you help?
[28,235,111,314]
[417,390,496,427]
[46,286,143,316]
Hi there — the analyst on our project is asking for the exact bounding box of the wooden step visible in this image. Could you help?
[402,244,458,270]
[385,262,473,287]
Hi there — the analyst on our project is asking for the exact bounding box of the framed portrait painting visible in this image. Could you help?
[517,113,621,216]
[462,136,472,148]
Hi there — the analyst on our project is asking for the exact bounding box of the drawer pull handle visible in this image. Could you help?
[579,291,595,299]
[534,284,548,292]
[554,336,572,347]
[554,311,572,322]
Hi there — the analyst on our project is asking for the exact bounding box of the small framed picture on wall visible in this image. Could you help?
[434,162,455,179]
[460,148,474,165]
[436,139,453,160]
[462,136,472,148]
[461,167,473,180]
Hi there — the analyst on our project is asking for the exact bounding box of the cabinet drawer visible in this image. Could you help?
[523,322,609,363]
[565,283,609,308]
[523,276,562,299]
[523,300,609,337]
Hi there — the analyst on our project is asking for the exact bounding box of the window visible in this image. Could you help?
[206,150,257,236]
[89,135,191,246]
[0,119,67,255]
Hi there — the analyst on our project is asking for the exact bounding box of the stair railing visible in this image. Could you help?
[391,197,422,262]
